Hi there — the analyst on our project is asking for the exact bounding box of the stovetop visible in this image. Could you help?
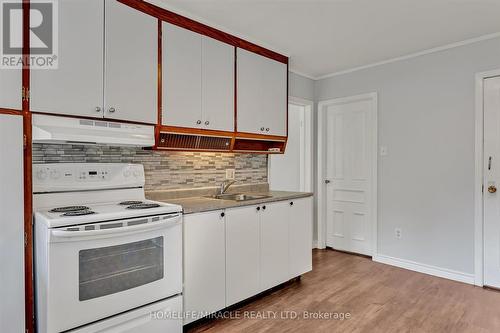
[36,199,182,228]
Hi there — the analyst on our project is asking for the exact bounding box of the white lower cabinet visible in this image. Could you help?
[182,197,312,325]
[260,201,290,290]
[183,211,226,325]
[225,205,261,306]
[289,198,313,276]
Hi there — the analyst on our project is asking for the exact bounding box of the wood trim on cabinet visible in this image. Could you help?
[234,47,238,133]
[0,108,22,115]
[22,1,34,332]
[117,0,288,64]
[154,19,162,150]
[235,132,287,142]
[159,125,235,138]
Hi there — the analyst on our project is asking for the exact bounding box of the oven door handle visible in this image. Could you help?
[50,214,181,240]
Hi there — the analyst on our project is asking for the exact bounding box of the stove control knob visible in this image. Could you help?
[37,169,48,180]
[50,170,61,179]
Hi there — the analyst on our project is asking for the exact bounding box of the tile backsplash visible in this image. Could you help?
[32,144,268,191]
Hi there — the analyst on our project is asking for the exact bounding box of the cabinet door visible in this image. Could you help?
[237,48,287,136]
[0,69,22,110]
[162,22,202,128]
[201,37,234,132]
[260,201,290,290]
[0,114,24,333]
[225,205,260,306]
[104,0,157,124]
[289,197,313,277]
[183,211,226,324]
[30,0,104,117]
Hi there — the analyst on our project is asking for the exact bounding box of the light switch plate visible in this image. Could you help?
[226,169,235,180]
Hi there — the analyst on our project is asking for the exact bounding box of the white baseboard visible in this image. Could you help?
[312,240,319,249]
[373,254,475,285]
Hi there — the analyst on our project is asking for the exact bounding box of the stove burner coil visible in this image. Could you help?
[126,203,161,210]
[50,206,90,213]
[61,210,96,217]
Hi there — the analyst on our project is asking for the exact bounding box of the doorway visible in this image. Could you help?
[268,97,313,192]
[317,93,377,255]
[480,75,500,288]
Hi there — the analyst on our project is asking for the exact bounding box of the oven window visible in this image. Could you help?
[79,237,164,301]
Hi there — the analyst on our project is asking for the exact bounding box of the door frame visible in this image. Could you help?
[268,96,314,193]
[317,92,378,254]
[474,69,500,287]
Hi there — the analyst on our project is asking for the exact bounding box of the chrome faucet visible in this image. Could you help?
[219,180,236,195]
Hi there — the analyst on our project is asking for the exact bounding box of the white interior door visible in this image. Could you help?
[269,104,305,191]
[484,76,500,288]
[325,98,374,256]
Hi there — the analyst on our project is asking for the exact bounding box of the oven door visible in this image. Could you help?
[45,213,182,333]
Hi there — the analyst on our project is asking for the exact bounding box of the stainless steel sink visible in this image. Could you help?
[206,193,272,201]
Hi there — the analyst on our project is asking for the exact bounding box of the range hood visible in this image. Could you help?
[32,114,155,147]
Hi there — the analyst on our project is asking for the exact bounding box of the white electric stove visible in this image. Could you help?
[33,163,183,333]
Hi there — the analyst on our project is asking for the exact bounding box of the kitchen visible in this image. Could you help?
[3,0,500,332]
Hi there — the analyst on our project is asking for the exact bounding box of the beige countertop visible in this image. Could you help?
[149,191,313,214]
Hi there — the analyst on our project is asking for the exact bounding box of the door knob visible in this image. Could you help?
[488,185,497,194]
[325,179,331,184]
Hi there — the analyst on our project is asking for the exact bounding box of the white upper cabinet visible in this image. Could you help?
[31,0,104,117]
[201,37,234,132]
[162,23,235,131]
[0,69,22,110]
[104,0,157,124]
[163,22,202,128]
[31,0,157,123]
[236,48,287,136]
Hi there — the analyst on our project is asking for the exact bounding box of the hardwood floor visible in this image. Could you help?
[186,249,500,333]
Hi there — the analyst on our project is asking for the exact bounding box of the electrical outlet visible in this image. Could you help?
[225,169,235,180]
[395,228,402,239]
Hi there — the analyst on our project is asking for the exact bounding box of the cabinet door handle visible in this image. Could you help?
[108,107,116,113]
[256,206,261,211]
[196,120,202,125]
[266,128,270,132]
[262,205,266,210]
[220,212,225,218]
[95,106,101,113]
[205,121,210,126]
[260,127,265,131]
[290,201,294,206]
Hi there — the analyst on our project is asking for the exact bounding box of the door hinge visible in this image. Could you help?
[22,87,30,102]
[24,232,27,247]
[23,134,27,149]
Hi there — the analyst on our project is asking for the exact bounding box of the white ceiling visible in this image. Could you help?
[152,0,500,79]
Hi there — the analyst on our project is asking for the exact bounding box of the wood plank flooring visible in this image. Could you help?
[186,249,500,333]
